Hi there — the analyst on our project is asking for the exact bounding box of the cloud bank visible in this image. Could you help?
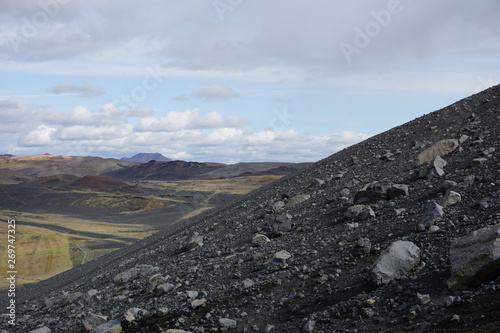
[0,99,368,162]
[49,82,105,98]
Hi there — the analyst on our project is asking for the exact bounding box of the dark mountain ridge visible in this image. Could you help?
[3,85,500,332]
[106,160,226,181]
[122,153,173,163]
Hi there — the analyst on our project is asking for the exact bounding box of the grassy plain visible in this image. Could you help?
[0,175,282,289]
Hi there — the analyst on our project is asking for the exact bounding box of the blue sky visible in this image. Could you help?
[1,0,499,163]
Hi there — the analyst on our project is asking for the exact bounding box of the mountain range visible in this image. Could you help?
[0,154,311,181]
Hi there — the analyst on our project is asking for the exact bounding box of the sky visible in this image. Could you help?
[0,0,499,163]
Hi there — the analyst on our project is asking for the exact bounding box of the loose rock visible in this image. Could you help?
[447,223,500,290]
[92,320,123,333]
[345,205,375,221]
[83,313,108,330]
[284,194,310,208]
[371,240,421,285]
[421,201,445,226]
[28,328,51,333]
[219,318,237,330]
[441,191,462,206]
[417,139,459,165]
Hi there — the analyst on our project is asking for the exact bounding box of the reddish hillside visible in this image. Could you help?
[68,175,131,191]
[25,174,80,188]
[0,154,136,178]
[0,168,28,181]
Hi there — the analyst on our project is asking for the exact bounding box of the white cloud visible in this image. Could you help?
[135,109,246,132]
[19,125,57,147]
[171,95,191,101]
[49,82,105,98]
[0,99,19,108]
[53,124,132,141]
[193,85,240,101]
[5,100,369,162]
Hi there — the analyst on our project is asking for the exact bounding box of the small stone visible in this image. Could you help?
[262,251,292,271]
[156,283,175,296]
[219,318,237,330]
[442,191,462,206]
[284,194,310,208]
[427,156,447,178]
[188,233,204,248]
[274,250,291,260]
[483,147,495,156]
[252,234,271,247]
[473,157,488,164]
[28,328,52,333]
[364,298,376,306]
[356,238,372,254]
[442,180,457,191]
[459,135,469,144]
[83,313,108,330]
[380,151,395,161]
[347,222,359,231]
[186,290,199,299]
[428,225,440,233]
[444,296,456,307]
[263,324,275,332]
[421,202,445,226]
[272,201,285,211]
[393,208,406,216]
[242,279,255,288]
[345,205,375,221]
[93,320,123,333]
[416,224,426,232]
[417,293,431,305]
[315,178,326,186]
[190,298,207,309]
[339,188,350,197]
[333,172,345,179]
[273,214,292,232]
[362,307,376,318]
[87,289,99,298]
[125,308,148,323]
[149,274,164,289]
[303,320,316,332]
[451,314,460,322]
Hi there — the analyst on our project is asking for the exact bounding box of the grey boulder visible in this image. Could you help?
[371,240,421,285]
[345,205,375,221]
[447,223,500,290]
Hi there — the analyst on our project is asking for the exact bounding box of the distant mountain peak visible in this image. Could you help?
[122,153,172,163]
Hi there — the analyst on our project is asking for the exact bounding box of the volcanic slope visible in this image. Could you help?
[5,86,500,332]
